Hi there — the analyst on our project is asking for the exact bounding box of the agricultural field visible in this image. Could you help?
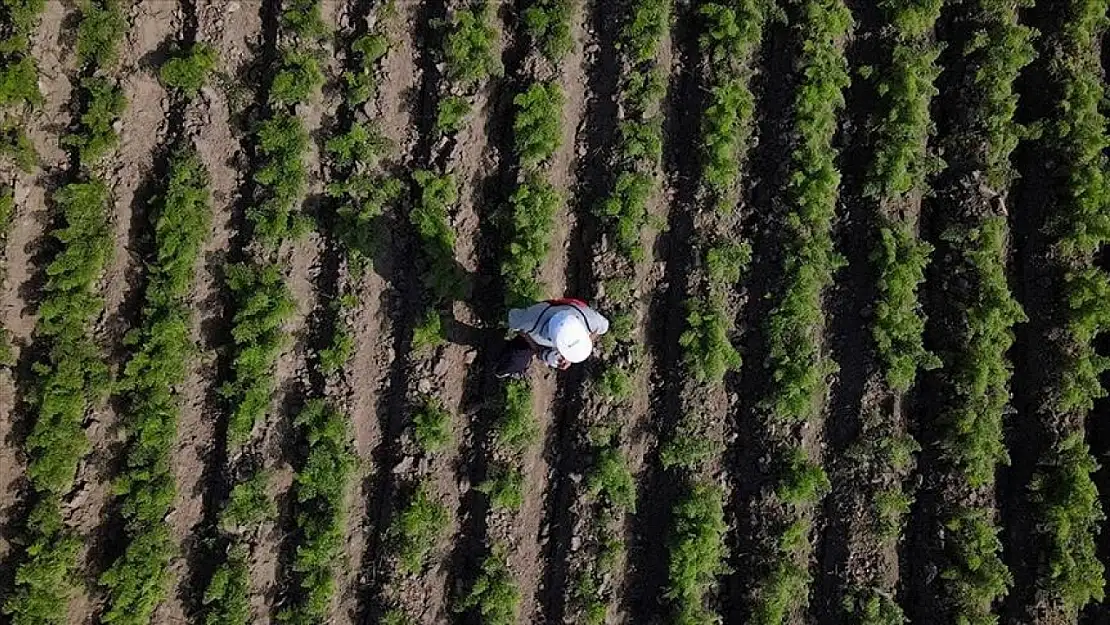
[2,0,1110,624]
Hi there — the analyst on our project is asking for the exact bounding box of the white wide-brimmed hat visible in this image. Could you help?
[548,311,592,363]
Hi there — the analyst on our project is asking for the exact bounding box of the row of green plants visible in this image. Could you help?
[0,0,47,172]
[843,0,943,621]
[4,2,125,622]
[571,0,671,618]
[459,3,571,622]
[1023,0,1108,613]
[98,147,212,625]
[750,0,850,622]
[661,2,767,623]
[203,4,325,623]
[926,1,1032,622]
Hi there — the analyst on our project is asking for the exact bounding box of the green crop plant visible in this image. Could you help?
[220,470,274,531]
[281,0,327,41]
[411,309,445,351]
[436,95,472,134]
[842,586,907,625]
[665,482,728,625]
[281,401,355,625]
[3,178,112,625]
[477,466,525,511]
[513,81,563,170]
[412,396,452,453]
[318,325,354,374]
[442,2,503,89]
[390,481,450,575]
[0,54,40,107]
[501,177,559,307]
[75,0,125,68]
[326,122,389,168]
[250,112,310,246]
[776,446,830,506]
[679,295,740,384]
[660,426,721,472]
[937,219,1024,486]
[159,42,219,96]
[411,170,463,303]
[99,149,210,625]
[872,224,939,391]
[586,447,636,512]
[457,545,519,625]
[599,172,652,260]
[202,545,251,625]
[269,48,324,106]
[219,262,296,445]
[344,32,389,104]
[941,508,1012,625]
[64,75,126,166]
[495,378,538,452]
[523,0,574,63]
[619,0,669,65]
[0,118,37,171]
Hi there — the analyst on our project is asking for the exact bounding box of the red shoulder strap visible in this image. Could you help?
[548,297,587,308]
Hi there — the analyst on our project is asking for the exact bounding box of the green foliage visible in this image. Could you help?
[344,32,389,105]
[2,497,81,625]
[159,42,219,96]
[270,48,324,106]
[701,76,755,208]
[619,0,669,64]
[443,3,503,88]
[941,508,1012,625]
[326,122,389,168]
[523,0,574,62]
[938,219,1024,486]
[75,0,125,68]
[660,427,721,472]
[202,545,251,625]
[496,379,538,452]
[961,0,1035,188]
[457,545,519,625]
[411,309,445,351]
[318,326,353,375]
[281,401,355,625]
[776,446,830,506]
[501,176,559,307]
[221,471,274,531]
[330,173,402,271]
[666,482,728,625]
[0,0,45,57]
[412,396,452,453]
[874,487,913,538]
[706,241,751,287]
[586,447,636,512]
[0,54,41,107]
[477,466,525,511]
[64,75,126,166]
[100,149,210,625]
[250,112,310,246]
[599,172,652,260]
[1030,435,1105,608]
[679,295,740,383]
[596,365,633,401]
[843,586,907,625]
[411,170,463,302]
[26,179,112,496]
[513,81,563,170]
[436,95,472,134]
[281,0,327,41]
[220,262,295,446]
[872,223,939,391]
[390,482,449,575]
[0,119,38,171]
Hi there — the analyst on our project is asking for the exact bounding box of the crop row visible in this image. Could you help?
[277,4,400,623]
[660,2,767,624]
[570,0,669,620]
[749,0,850,623]
[3,2,125,623]
[202,3,325,623]
[840,0,942,621]
[0,0,46,172]
[98,146,211,625]
[1022,0,1108,614]
[458,3,573,623]
[924,0,1032,623]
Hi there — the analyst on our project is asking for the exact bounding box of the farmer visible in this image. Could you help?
[495,298,610,379]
